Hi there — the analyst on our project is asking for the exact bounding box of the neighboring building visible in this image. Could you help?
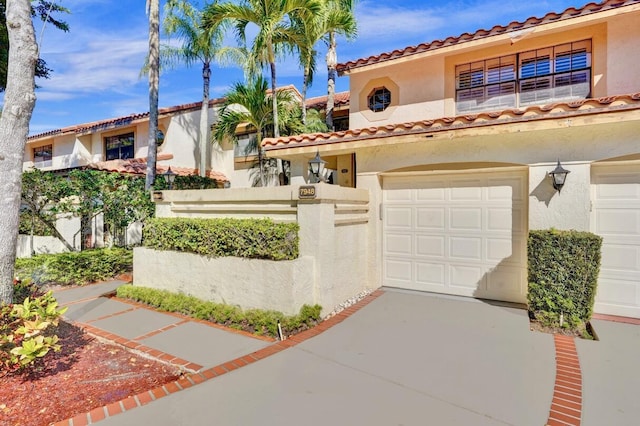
[25,100,231,185]
[263,0,640,318]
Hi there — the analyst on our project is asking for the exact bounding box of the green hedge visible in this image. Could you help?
[528,229,602,327]
[142,218,299,260]
[14,248,132,286]
[116,285,321,338]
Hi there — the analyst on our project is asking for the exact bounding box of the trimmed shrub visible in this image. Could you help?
[116,285,321,338]
[528,229,602,328]
[14,248,132,286]
[142,218,299,261]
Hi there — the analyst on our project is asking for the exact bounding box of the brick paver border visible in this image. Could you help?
[546,334,582,426]
[51,289,384,426]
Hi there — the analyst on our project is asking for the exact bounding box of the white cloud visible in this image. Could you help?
[356,1,445,40]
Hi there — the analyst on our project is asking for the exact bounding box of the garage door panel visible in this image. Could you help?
[416,235,445,257]
[450,264,485,290]
[450,208,482,231]
[385,233,413,256]
[592,166,640,318]
[416,186,446,201]
[595,278,638,306]
[416,263,446,287]
[416,207,445,229]
[601,243,640,271]
[384,259,412,282]
[385,207,413,228]
[486,238,515,262]
[595,209,640,234]
[450,183,483,201]
[383,170,527,303]
[450,237,482,260]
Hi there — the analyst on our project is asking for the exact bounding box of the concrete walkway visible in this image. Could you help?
[54,281,272,373]
[51,283,640,426]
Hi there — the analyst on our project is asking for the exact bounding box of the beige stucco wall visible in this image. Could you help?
[16,235,68,258]
[607,14,640,94]
[134,248,315,315]
[136,185,374,315]
[346,15,639,129]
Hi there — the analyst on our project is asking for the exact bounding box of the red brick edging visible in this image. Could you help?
[547,334,582,426]
[52,290,384,426]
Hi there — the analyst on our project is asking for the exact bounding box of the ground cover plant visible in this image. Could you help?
[527,229,602,339]
[116,285,322,338]
[14,247,132,286]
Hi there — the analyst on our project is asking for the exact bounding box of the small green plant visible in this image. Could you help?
[14,248,132,286]
[116,285,321,338]
[1,292,67,373]
[143,218,299,260]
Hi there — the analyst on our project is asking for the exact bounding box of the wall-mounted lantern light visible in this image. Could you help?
[308,150,326,183]
[163,166,177,190]
[548,160,570,193]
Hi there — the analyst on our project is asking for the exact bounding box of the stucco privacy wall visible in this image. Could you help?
[16,235,68,258]
[134,185,372,315]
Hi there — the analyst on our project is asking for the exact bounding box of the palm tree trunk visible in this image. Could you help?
[301,65,310,126]
[326,31,337,131]
[145,0,160,190]
[199,60,211,177]
[269,59,285,185]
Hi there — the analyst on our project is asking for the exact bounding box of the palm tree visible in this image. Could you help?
[213,76,298,187]
[202,0,320,184]
[145,0,160,190]
[325,0,357,130]
[160,0,230,177]
[293,0,356,125]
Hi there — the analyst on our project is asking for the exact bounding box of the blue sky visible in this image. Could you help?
[19,0,584,135]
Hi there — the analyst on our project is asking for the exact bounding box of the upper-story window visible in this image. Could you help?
[368,87,391,112]
[234,134,258,158]
[105,132,134,160]
[33,144,53,167]
[456,39,591,113]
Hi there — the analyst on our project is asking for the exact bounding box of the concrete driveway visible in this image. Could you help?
[99,289,556,426]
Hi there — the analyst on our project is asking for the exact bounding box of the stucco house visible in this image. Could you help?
[262,0,640,319]
[23,86,342,250]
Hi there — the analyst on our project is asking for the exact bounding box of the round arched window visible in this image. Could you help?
[368,87,391,112]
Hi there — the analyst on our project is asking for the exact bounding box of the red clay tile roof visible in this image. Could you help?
[28,98,226,141]
[262,93,640,150]
[337,0,640,74]
[87,153,229,182]
[305,92,350,110]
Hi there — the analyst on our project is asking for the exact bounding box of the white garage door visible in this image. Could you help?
[382,170,527,303]
[592,165,640,318]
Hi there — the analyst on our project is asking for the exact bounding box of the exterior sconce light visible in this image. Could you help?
[548,160,570,193]
[163,166,177,190]
[308,150,326,183]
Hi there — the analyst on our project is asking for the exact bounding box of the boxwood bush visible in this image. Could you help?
[14,248,132,286]
[142,218,299,260]
[528,229,602,328]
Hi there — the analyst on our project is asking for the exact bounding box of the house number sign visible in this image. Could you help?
[299,185,317,199]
